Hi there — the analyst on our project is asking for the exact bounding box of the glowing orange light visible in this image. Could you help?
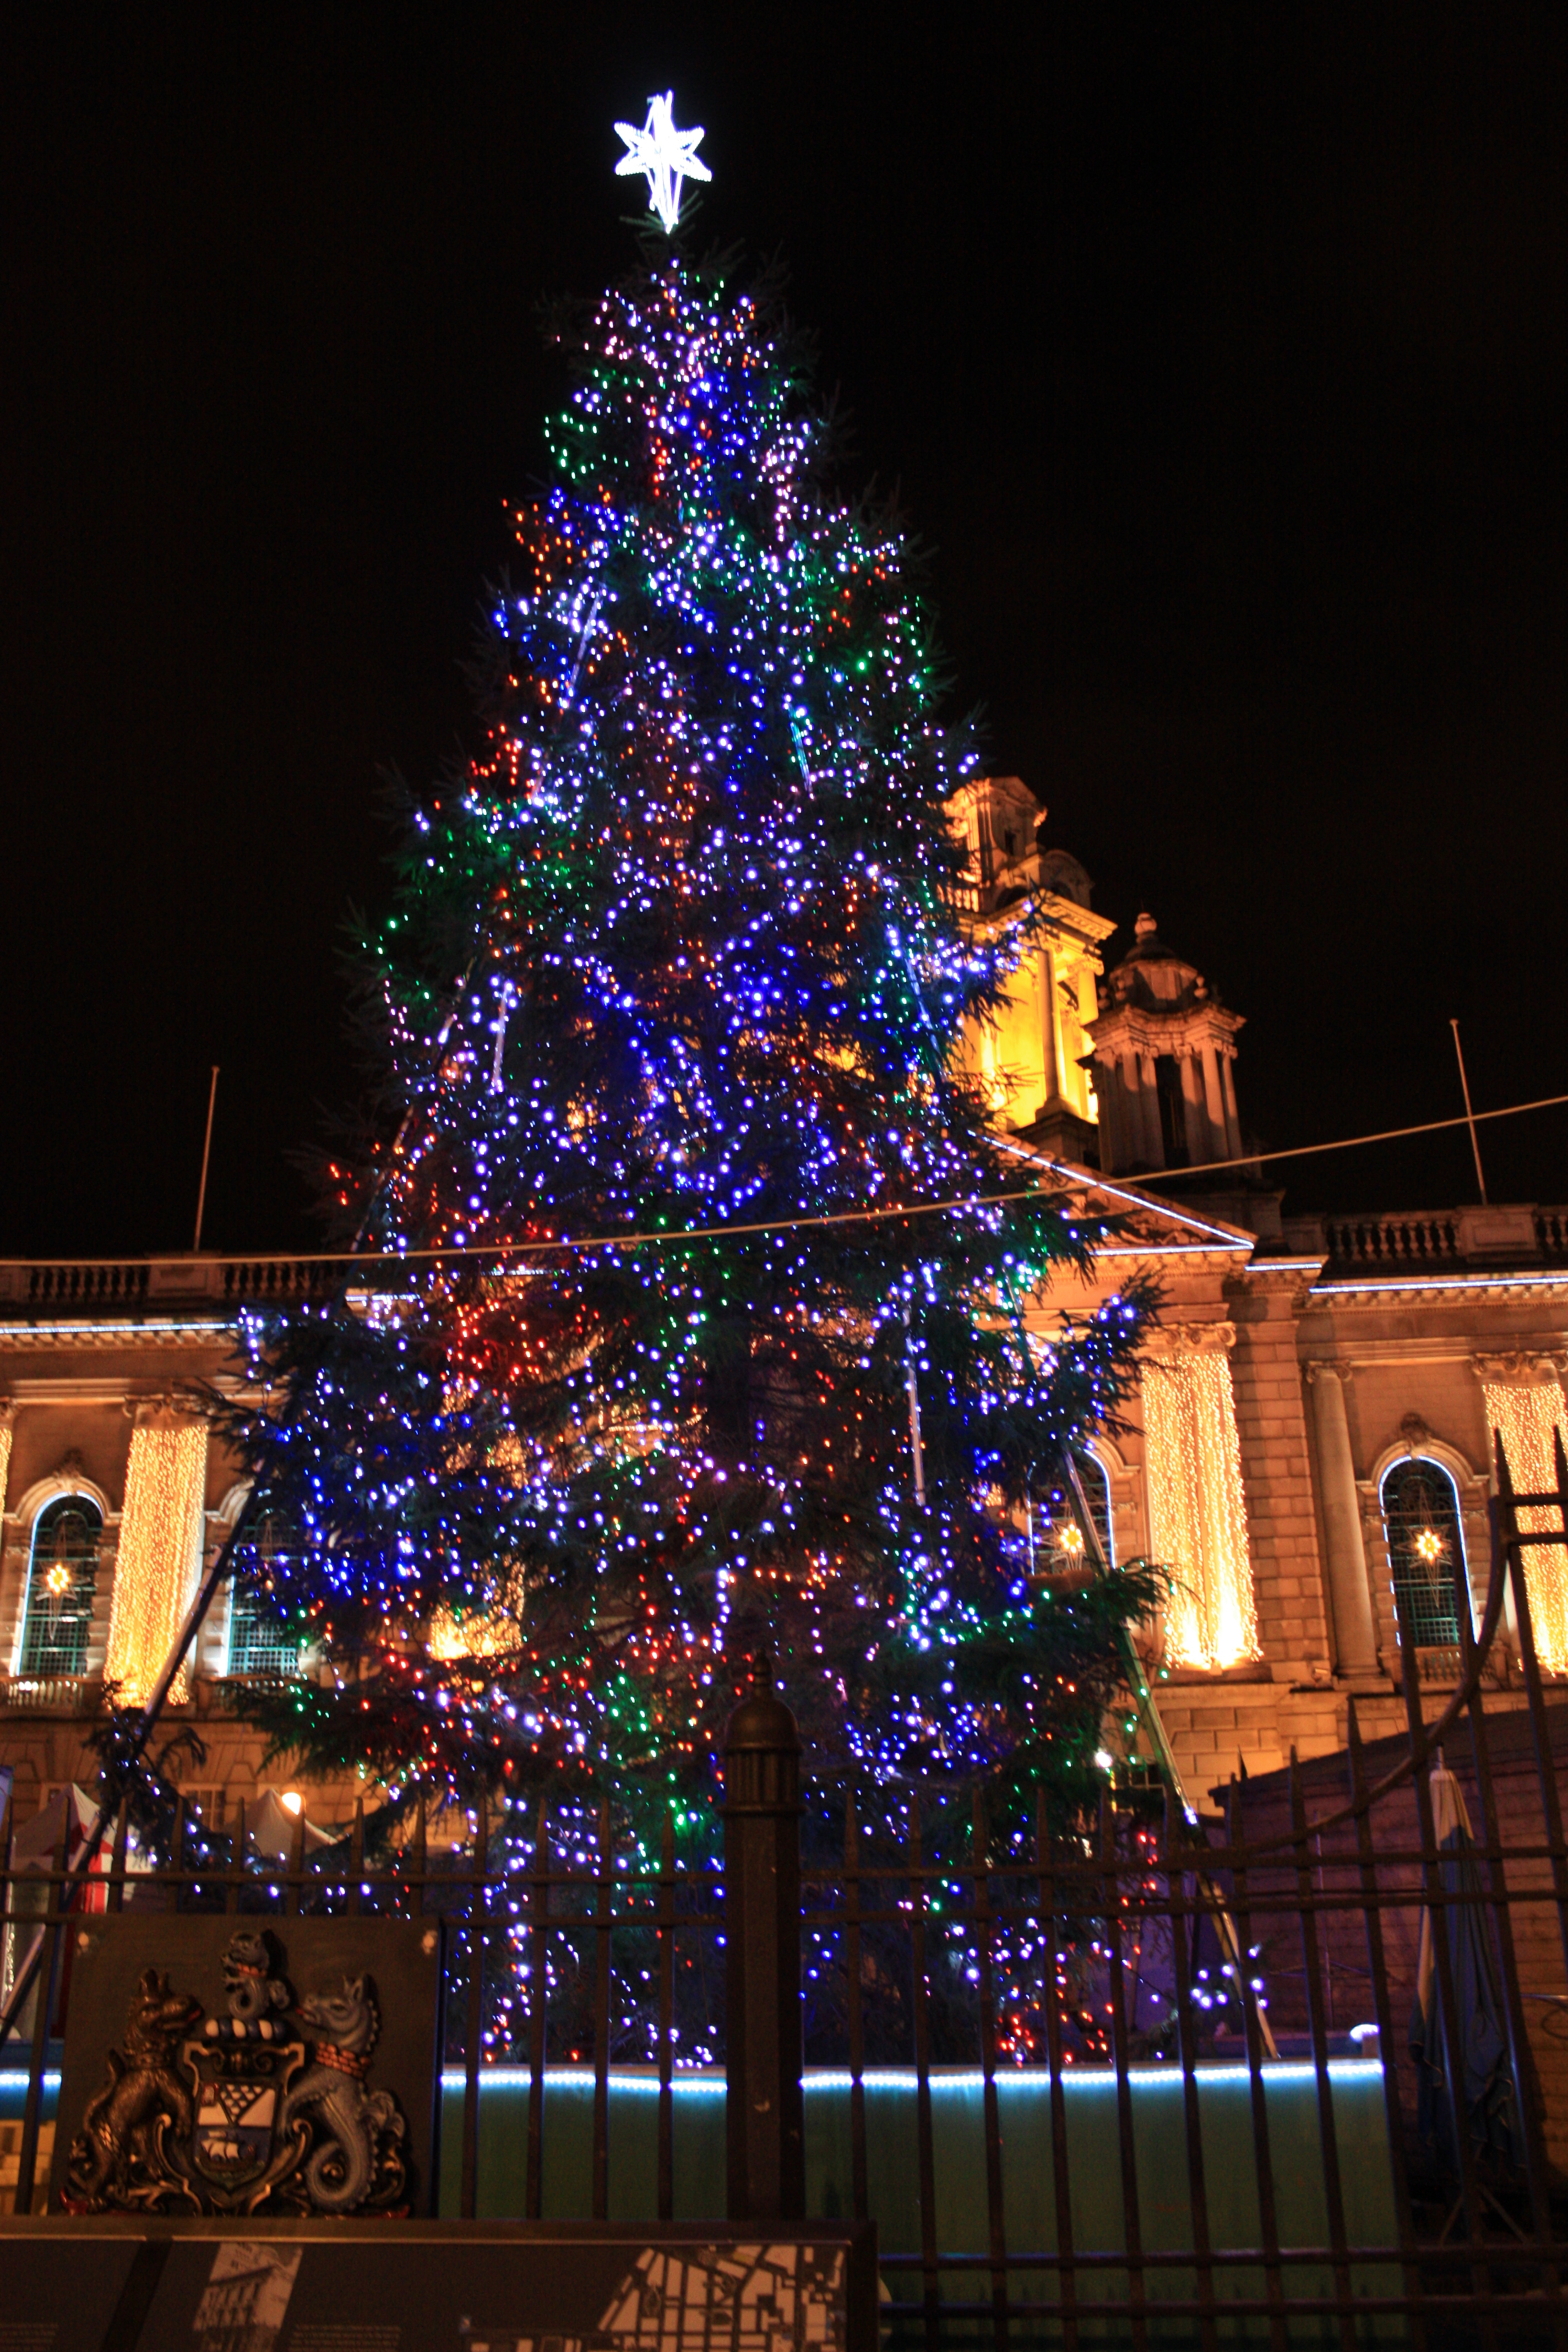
[1144,1350,1260,1670]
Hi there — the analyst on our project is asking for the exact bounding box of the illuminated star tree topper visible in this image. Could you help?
[614,90,711,232]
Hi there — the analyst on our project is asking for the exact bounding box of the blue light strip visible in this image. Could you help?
[1,2060,1384,2104]
[417,2062,1383,2094]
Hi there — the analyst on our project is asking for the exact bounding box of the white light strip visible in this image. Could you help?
[992,1140,1251,1247]
[1094,1245,1258,1260]
[1313,1271,1568,1297]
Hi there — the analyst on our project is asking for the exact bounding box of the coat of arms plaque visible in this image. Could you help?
[49,1915,443,2218]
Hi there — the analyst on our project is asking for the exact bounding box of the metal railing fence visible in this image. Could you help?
[3,1427,1568,2350]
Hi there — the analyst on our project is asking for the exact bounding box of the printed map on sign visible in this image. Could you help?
[465,2241,848,2352]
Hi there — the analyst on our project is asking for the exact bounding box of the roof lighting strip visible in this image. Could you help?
[992,1138,1251,1247]
[1313,1271,1568,1297]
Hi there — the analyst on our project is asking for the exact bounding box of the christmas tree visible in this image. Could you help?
[221,169,1160,1890]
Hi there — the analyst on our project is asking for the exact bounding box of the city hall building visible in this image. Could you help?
[2,776,1564,1831]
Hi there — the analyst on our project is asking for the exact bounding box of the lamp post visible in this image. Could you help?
[722,1673,805,2219]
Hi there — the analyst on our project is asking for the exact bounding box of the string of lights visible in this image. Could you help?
[254,1176,1072,1271]
[1483,1381,1568,1672]
[105,1422,209,1708]
[218,240,1162,1923]
[40,1081,1557,1283]
[1142,1351,1260,1671]
[1129,1087,1568,1184]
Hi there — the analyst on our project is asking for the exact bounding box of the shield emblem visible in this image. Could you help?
[183,2027,304,2194]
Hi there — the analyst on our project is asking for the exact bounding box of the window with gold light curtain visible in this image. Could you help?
[1142,1346,1261,1670]
[104,1419,209,1706]
[1484,1380,1568,1673]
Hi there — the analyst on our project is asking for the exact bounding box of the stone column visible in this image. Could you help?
[1137,1052,1164,1169]
[1200,1041,1227,1161]
[1219,1049,1243,1161]
[1305,1363,1380,1678]
[1041,947,1063,1104]
[1093,1052,1124,1171]
[1180,1049,1207,1166]
[1118,1050,1145,1164]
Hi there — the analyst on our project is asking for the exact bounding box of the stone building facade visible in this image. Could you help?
[2,776,1565,1831]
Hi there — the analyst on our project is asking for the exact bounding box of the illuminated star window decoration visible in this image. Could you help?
[614,91,711,233]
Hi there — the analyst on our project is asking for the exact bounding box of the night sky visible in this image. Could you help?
[4,10,1564,1259]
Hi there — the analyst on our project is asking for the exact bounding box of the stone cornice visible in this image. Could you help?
[1036,890,1118,950]
[962,890,1117,958]
[1310,1271,1568,1307]
[1140,1319,1237,1357]
[1470,1348,1568,1386]
[0,1319,238,1353]
[1087,1006,1244,1056]
[1294,1330,1568,1368]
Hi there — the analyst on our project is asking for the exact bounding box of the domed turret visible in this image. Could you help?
[1086,913,1246,1175]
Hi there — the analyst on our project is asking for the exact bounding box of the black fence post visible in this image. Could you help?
[722,1678,805,2220]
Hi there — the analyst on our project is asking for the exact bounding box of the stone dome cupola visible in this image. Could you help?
[1104,912,1212,1012]
[1086,913,1246,1176]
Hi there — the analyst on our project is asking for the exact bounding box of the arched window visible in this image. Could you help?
[226,1517,301,1679]
[1381,1457,1468,1647]
[18,1495,102,1676]
[1038,1451,1115,1575]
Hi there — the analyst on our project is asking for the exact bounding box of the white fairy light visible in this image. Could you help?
[614,91,711,233]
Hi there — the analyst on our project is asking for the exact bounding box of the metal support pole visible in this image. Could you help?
[1451,1020,1488,1204]
[722,1675,805,2219]
[903,1306,926,1505]
[193,1065,220,1252]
